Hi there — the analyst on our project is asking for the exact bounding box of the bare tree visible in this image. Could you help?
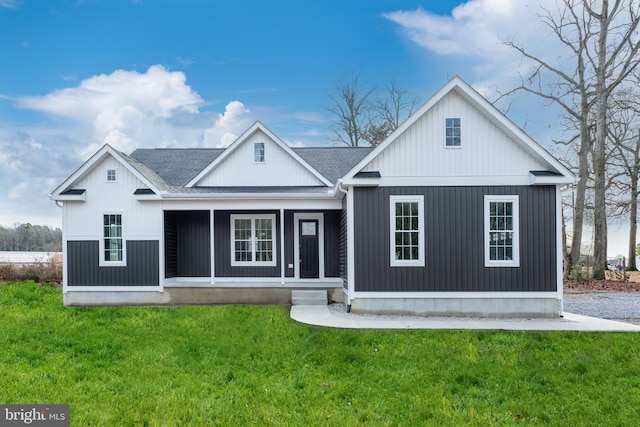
[328,73,419,147]
[328,70,374,147]
[500,0,640,279]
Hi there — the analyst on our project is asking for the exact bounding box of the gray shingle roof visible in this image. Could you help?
[127,146,372,192]
[129,148,224,187]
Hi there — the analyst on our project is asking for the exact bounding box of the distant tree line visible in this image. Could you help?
[0,223,62,252]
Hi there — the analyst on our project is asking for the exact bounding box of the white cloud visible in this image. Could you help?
[384,1,559,93]
[16,65,255,156]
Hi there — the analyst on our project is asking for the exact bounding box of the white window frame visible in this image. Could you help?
[445,117,461,148]
[254,142,265,163]
[230,214,277,267]
[106,169,117,182]
[99,212,126,267]
[389,195,425,267]
[484,195,520,267]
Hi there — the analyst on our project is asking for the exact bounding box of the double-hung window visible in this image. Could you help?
[231,214,276,266]
[390,195,425,267]
[484,195,519,267]
[445,118,461,147]
[103,214,124,264]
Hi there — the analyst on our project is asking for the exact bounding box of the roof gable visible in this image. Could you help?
[187,122,332,187]
[50,144,162,200]
[343,76,574,185]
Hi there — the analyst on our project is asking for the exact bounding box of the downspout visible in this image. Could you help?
[336,180,352,313]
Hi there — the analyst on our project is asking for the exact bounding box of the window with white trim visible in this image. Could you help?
[254,142,265,163]
[390,195,424,267]
[103,214,123,263]
[231,214,276,266]
[445,117,461,147]
[484,195,520,267]
[107,169,117,182]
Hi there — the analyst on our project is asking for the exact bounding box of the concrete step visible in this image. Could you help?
[291,290,327,306]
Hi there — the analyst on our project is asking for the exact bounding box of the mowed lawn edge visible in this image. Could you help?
[1,281,639,426]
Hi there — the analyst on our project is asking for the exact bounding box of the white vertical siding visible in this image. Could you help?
[198,130,325,187]
[363,91,546,178]
[64,155,162,240]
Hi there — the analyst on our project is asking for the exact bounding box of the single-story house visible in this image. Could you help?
[50,76,574,317]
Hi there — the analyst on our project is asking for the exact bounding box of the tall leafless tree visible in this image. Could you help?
[500,0,640,278]
[329,73,419,147]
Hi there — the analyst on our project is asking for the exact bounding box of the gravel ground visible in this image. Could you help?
[564,291,640,325]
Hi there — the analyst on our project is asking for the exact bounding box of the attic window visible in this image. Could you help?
[107,169,117,182]
[254,142,265,163]
[445,118,461,147]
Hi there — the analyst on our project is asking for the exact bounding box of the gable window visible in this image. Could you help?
[445,118,461,147]
[484,195,520,267]
[390,195,424,267]
[254,142,265,163]
[231,214,276,266]
[107,169,117,182]
[103,214,124,263]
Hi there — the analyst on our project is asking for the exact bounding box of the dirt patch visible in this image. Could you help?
[565,278,640,292]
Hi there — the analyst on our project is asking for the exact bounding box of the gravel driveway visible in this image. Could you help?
[564,291,640,325]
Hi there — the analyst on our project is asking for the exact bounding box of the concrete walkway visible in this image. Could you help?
[290,305,640,332]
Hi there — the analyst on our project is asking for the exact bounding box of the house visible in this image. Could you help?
[50,76,574,317]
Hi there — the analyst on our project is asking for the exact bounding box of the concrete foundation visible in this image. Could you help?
[349,297,562,318]
[64,287,345,306]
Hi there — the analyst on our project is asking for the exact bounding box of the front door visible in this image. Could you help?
[299,220,319,278]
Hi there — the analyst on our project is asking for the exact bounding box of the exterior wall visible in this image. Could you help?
[353,185,557,293]
[361,91,547,181]
[164,211,211,278]
[67,240,159,286]
[197,129,325,187]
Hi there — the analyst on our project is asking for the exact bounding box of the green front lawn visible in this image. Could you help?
[1,281,639,426]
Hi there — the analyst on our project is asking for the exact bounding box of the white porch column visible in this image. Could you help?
[347,186,355,305]
[210,209,215,285]
[280,209,285,284]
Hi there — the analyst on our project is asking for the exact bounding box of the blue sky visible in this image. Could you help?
[0,0,629,254]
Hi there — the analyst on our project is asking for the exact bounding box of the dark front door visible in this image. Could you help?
[299,220,319,278]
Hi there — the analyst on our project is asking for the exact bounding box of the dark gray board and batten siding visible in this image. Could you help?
[353,186,557,293]
[67,240,159,286]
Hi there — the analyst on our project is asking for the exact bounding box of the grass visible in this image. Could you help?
[1,281,640,426]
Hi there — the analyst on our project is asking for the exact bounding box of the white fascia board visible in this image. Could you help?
[54,194,87,202]
[186,121,333,188]
[158,191,338,200]
[375,176,532,187]
[529,172,574,185]
[50,144,162,199]
[339,178,380,187]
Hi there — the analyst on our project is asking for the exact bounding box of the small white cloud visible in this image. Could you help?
[203,100,253,148]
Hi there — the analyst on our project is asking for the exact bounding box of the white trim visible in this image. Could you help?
[230,214,277,267]
[280,209,285,284]
[346,176,534,187]
[210,209,216,285]
[294,212,325,279]
[352,291,558,299]
[556,185,564,311]
[347,187,355,305]
[389,195,425,267]
[484,195,520,267]
[99,211,127,267]
[65,286,161,292]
